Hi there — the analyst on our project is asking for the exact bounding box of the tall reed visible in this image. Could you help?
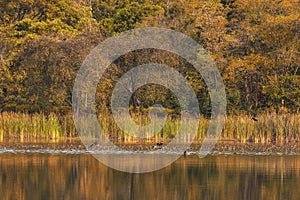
[223,113,300,144]
[0,112,75,139]
[0,111,299,144]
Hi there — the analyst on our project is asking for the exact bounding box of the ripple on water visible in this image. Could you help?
[0,149,299,156]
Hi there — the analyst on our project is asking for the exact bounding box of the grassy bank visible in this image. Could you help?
[0,112,299,144]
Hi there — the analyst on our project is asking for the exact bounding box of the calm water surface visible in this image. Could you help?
[0,153,299,200]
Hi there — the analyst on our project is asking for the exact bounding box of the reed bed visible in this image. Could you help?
[223,113,300,144]
[0,112,76,140]
[0,112,299,144]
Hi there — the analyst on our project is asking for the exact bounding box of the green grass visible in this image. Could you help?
[0,111,299,144]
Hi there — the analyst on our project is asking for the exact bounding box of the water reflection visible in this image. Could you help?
[0,154,300,199]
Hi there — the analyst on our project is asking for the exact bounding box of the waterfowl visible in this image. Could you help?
[89,142,99,148]
[156,142,163,146]
[246,135,254,143]
[251,117,258,122]
[153,142,164,149]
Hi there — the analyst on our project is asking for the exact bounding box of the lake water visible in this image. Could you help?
[0,153,300,200]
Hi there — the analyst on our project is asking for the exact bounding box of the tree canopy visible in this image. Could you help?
[0,0,299,115]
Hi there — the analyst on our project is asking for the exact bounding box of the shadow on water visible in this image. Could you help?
[1,153,300,199]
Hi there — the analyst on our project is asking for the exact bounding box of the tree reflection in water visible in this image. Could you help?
[0,154,299,200]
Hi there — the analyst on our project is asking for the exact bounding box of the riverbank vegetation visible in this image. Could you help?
[0,0,299,144]
[0,112,299,145]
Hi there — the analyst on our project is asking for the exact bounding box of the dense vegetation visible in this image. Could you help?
[0,0,299,141]
[0,0,299,115]
[0,112,299,144]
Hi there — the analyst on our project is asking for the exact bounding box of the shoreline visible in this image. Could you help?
[1,139,300,154]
